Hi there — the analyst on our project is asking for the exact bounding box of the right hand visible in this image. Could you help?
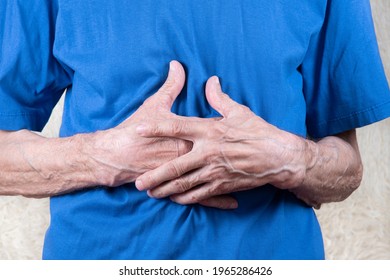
[88,61,193,187]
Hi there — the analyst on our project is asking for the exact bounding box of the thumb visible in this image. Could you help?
[205,76,238,118]
[150,60,186,110]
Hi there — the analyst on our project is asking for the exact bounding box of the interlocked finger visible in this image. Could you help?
[147,168,208,198]
[136,117,210,141]
[135,150,205,191]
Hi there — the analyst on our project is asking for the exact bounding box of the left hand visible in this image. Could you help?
[135,76,307,209]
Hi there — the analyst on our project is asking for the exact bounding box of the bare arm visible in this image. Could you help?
[0,130,95,197]
[0,61,191,198]
[291,130,362,209]
[135,74,363,209]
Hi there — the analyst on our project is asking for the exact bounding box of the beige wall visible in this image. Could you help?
[0,0,389,259]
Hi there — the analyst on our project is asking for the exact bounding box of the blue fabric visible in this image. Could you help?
[1,0,389,259]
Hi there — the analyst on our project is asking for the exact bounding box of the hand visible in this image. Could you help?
[135,76,307,208]
[87,61,193,186]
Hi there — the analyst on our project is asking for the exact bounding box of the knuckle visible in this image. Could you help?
[171,120,185,135]
[173,178,190,193]
[151,124,162,135]
[167,162,182,177]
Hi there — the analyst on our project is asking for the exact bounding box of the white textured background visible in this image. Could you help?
[0,0,389,259]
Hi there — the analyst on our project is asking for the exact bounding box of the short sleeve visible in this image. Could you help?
[301,0,390,138]
[0,0,72,131]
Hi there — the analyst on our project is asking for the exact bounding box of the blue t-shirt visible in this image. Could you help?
[1,0,389,259]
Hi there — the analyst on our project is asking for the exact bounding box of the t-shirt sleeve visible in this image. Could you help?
[301,0,390,139]
[0,0,72,131]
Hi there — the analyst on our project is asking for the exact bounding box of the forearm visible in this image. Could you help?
[0,126,190,198]
[289,130,363,209]
[0,129,101,198]
[0,62,192,198]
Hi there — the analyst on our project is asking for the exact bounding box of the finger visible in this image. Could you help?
[135,151,204,191]
[170,184,238,209]
[147,168,208,199]
[205,76,235,118]
[198,196,238,210]
[205,76,242,118]
[144,60,186,109]
[136,117,208,141]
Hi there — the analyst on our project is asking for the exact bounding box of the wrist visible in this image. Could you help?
[80,128,139,187]
[45,133,103,192]
[270,132,311,189]
[79,130,117,187]
[286,136,323,208]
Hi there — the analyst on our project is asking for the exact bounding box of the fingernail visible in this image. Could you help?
[135,179,144,190]
[170,61,177,72]
[214,76,220,85]
[147,190,154,198]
